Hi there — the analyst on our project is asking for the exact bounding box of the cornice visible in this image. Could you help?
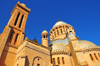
[51,35,68,44]
[82,48,100,53]
[51,50,71,55]
[51,51,71,56]
[19,37,50,50]
[7,43,18,49]
[11,1,30,15]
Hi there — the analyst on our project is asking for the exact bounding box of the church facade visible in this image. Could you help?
[0,2,100,66]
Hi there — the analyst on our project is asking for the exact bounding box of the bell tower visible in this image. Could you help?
[6,1,30,46]
[0,2,30,66]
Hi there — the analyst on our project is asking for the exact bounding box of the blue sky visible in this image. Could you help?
[0,0,100,46]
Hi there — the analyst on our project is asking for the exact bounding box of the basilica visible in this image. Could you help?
[0,2,100,66]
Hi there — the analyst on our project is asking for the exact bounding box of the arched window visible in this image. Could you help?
[57,57,60,64]
[17,64,19,66]
[43,35,45,38]
[98,53,100,57]
[62,57,64,64]
[37,64,40,66]
[15,34,19,43]
[57,30,59,35]
[94,53,98,60]
[46,35,47,38]
[9,31,14,41]
[60,29,62,33]
[14,13,20,26]
[54,32,56,37]
[52,58,55,65]
[19,15,24,28]
[90,54,94,61]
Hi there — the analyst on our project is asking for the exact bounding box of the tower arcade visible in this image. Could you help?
[0,2,30,66]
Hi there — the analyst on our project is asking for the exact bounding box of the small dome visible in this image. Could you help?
[41,30,48,36]
[53,21,68,28]
[79,40,97,49]
[51,43,69,52]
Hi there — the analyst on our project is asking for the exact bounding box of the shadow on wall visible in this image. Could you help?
[0,44,10,66]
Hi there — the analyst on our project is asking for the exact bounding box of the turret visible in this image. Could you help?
[41,30,49,47]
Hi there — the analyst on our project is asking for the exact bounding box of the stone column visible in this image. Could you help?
[11,33,17,45]
[60,56,63,66]
[18,32,25,46]
[55,57,58,65]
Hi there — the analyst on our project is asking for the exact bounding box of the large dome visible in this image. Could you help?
[79,40,97,50]
[51,43,69,52]
[53,21,68,28]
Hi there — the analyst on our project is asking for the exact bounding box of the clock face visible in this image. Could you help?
[52,37,69,45]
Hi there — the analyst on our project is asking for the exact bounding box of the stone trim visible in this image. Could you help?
[17,4,30,13]
[19,37,50,50]
[21,55,27,58]
[51,51,71,55]
[11,1,30,15]
[9,25,22,32]
[26,46,50,56]
[82,48,100,53]
[7,43,18,49]
[3,49,16,54]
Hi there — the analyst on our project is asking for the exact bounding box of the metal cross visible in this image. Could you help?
[57,19,60,21]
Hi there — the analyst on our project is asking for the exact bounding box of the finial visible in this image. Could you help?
[44,28,46,30]
[57,19,60,21]
[35,36,36,39]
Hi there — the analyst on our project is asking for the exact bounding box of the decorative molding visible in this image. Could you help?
[82,48,100,53]
[21,55,27,58]
[7,43,18,49]
[51,50,71,55]
[19,38,50,50]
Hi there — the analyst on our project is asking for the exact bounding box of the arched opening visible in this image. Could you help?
[94,53,98,60]
[90,54,94,61]
[17,64,19,66]
[46,35,47,38]
[43,35,45,38]
[9,31,14,41]
[52,58,55,65]
[37,64,40,66]
[15,34,19,43]
[19,15,24,28]
[60,29,62,33]
[57,30,59,35]
[32,56,44,66]
[57,57,60,64]
[98,53,100,57]
[69,31,72,35]
[62,57,64,64]
[14,13,20,26]
[54,32,56,37]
